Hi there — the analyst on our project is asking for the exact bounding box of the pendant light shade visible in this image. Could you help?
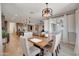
[42,3,53,19]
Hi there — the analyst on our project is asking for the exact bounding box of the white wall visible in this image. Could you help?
[63,14,69,43]
[75,8,79,55]
[49,18,56,33]
[7,22,16,34]
[44,20,49,32]
[67,14,76,44]
[0,4,3,55]
[68,14,75,32]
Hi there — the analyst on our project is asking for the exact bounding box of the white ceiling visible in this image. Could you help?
[1,3,79,23]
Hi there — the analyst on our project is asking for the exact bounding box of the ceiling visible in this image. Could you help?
[1,3,79,23]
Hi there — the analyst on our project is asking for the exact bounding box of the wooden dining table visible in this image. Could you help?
[28,36,49,56]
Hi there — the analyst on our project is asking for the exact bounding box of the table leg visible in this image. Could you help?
[34,44,44,56]
[41,48,44,56]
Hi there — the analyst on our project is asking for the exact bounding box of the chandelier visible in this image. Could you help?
[42,3,53,19]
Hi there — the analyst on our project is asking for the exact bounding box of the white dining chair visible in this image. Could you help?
[24,32,33,47]
[53,32,62,56]
[20,36,40,56]
[44,32,62,56]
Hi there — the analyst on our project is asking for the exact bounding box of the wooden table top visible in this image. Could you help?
[28,36,48,48]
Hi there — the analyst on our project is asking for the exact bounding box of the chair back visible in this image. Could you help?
[24,32,33,38]
[20,36,30,56]
[53,32,62,52]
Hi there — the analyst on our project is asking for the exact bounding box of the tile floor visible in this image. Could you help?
[3,34,75,56]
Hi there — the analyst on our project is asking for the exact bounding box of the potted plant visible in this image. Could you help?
[2,30,9,43]
[2,30,9,51]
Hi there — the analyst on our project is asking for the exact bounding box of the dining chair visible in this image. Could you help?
[20,36,40,56]
[44,32,62,56]
[24,32,33,47]
[53,32,62,56]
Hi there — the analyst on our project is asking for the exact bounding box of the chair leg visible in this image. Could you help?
[55,50,58,56]
[39,49,44,56]
[35,53,40,56]
[59,44,61,49]
[52,53,54,56]
[23,54,25,56]
[57,46,59,53]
